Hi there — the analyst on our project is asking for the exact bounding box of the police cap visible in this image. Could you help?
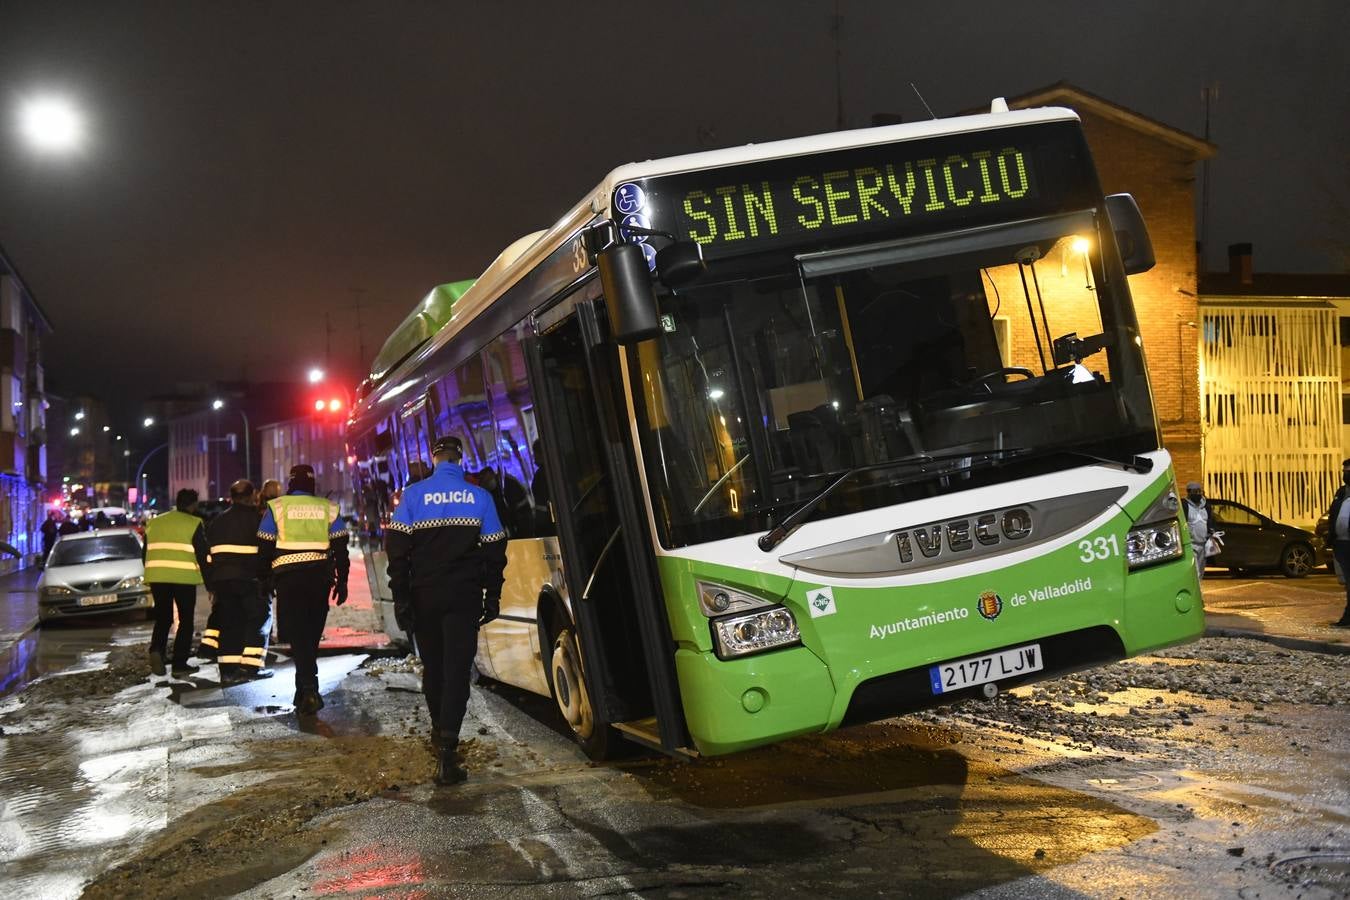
[431,435,463,459]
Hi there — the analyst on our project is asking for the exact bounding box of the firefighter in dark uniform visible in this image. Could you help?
[257,464,350,714]
[207,479,273,683]
[386,435,507,785]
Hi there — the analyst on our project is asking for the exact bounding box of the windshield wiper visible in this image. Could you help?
[757,449,1026,552]
[1009,446,1153,474]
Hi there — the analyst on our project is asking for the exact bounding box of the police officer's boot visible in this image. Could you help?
[434,735,467,786]
[295,687,324,716]
[148,650,166,677]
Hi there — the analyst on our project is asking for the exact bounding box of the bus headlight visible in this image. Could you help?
[712,606,802,659]
[1126,521,1183,569]
[1126,486,1184,570]
[697,580,774,617]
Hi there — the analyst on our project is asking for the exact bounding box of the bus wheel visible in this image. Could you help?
[547,626,614,759]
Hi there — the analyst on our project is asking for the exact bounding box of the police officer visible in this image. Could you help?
[207,479,272,683]
[258,465,350,714]
[386,435,507,785]
[144,489,211,677]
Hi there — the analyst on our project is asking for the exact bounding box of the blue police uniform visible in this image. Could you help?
[385,459,508,759]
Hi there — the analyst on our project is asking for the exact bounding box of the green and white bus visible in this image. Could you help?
[347,99,1204,759]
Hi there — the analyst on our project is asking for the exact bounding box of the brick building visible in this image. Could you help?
[1006,84,1216,484]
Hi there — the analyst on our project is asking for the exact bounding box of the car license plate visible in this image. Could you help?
[77,594,118,607]
[929,643,1043,694]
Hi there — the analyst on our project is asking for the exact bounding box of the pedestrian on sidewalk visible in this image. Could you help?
[258,465,350,714]
[1324,458,1350,627]
[1183,481,1213,582]
[207,479,273,683]
[144,490,210,677]
[386,435,507,786]
[40,512,58,567]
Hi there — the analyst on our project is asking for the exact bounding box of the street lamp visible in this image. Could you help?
[308,367,325,384]
[17,95,86,155]
[211,399,251,484]
[143,416,155,428]
[74,410,85,421]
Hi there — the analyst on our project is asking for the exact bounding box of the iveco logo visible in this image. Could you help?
[896,507,1033,563]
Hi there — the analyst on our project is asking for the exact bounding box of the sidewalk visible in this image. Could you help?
[316,547,389,651]
[1200,570,1350,653]
[0,565,43,658]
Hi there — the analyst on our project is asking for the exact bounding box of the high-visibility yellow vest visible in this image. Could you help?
[144,510,204,585]
[269,495,336,551]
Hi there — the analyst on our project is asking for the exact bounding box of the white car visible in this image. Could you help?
[37,528,152,622]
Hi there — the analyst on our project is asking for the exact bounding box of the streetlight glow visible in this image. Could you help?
[143,417,155,428]
[102,425,110,432]
[212,399,225,410]
[69,426,80,436]
[18,95,86,155]
[308,368,325,384]
[74,410,85,421]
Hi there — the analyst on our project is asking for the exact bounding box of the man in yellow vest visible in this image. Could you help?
[257,464,350,714]
[144,489,211,677]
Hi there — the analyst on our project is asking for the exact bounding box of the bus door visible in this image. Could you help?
[527,291,690,753]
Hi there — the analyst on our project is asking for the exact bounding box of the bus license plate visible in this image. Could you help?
[78,594,118,607]
[929,644,1043,695]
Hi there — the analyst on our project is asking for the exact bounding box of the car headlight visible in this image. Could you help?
[40,585,75,598]
[711,606,802,659]
[116,575,145,591]
[1127,487,1184,570]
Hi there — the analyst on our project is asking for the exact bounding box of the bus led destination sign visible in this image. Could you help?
[677,145,1036,253]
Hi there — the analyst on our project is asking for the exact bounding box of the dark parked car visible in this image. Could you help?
[1206,499,1319,578]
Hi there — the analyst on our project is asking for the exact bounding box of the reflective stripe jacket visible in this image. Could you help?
[205,502,262,584]
[258,492,349,588]
[386,461,508,598]
[144,510,209,585]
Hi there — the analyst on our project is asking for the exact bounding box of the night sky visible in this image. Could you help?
[0,1,1345,419]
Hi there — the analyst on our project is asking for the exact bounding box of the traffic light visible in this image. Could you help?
[310,396,344,415]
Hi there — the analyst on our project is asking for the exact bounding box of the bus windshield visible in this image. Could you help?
[629,210,1157,548]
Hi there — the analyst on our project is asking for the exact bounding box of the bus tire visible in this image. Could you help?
[544,623,615,760]
[1279,542,1314,578]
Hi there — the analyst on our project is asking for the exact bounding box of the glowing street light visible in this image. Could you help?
[143,416,155,428]
[307,368,325,384]
[211,398,225,410]
[74,410,85,421]
[69,426,80,436]
[101,425,110,432]
[17,95,86,155]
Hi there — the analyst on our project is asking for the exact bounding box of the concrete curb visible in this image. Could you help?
[1204,625,1350,656]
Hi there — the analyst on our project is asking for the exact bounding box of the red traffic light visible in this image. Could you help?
[311,397,344,414]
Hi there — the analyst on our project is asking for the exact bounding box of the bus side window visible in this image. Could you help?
[484,326,537,538]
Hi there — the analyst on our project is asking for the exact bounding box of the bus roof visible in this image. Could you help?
[596,106,1078,200]
[354,104,1080,424]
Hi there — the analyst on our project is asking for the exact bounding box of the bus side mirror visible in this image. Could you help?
[1105,193,1155,275]
[656,241,707,289]
[599,243,663,344]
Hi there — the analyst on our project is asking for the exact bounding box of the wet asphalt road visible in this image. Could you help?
[0,602,1346,898]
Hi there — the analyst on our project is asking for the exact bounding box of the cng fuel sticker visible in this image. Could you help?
[806,586,837,618]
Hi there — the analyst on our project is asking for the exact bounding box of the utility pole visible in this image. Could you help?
[832,0,846,130]
[1199,82,1219,274]
[350,288,367,374]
